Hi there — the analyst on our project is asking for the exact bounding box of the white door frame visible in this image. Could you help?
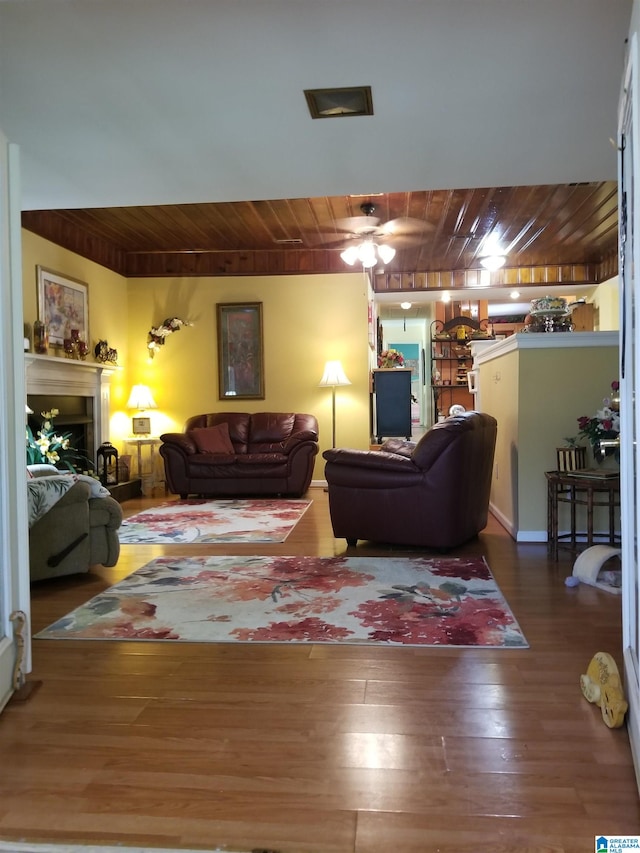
[0,134,31,713]
[619,32,640,787]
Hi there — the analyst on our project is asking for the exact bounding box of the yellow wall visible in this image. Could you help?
[125,272,371,477]
[478,338,619,539]
[477,349,519,530]
[21,230,130,434]
[591,276,620,330]
[22,231,371,477]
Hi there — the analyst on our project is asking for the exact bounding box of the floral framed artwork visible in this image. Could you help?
[36,266,89,348]
[216,302,264,399]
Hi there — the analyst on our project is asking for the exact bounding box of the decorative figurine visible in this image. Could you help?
[94,339,118,364]
[580,651,628,728]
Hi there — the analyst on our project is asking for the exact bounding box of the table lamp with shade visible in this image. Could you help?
[127,384,157,435]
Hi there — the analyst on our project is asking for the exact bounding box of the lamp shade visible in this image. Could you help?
[319,360,351,387]
[126,384,157,410]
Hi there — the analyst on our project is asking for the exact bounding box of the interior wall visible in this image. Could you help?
[21,230,130,436]
[20,232,372,476]
[591,275,620,330]
[125,272,371,476]
[478,339,619,540]
[477,349,519,536]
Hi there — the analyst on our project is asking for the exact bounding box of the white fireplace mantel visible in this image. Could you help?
[25,353,118,449]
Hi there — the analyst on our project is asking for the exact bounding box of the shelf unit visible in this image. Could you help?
[430,317,493,423]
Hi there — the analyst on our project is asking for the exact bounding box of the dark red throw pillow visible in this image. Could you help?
[189,422,235,454]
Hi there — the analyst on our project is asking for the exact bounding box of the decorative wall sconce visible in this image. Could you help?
[147,317,191,358]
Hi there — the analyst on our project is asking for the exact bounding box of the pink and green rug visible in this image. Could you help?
[118,498,311,544]
[35,555,528,647]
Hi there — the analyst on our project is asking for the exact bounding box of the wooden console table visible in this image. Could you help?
[545,470,620,561]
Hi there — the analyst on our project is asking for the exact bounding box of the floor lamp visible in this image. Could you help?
[319,360,351,448]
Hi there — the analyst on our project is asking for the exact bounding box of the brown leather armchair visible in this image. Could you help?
[322,411,497,550]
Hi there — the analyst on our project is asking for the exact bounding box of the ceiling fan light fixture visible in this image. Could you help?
[358,241,377,267]
[340,245,360,266]
[340,239,395,268]
[480,254,506,271]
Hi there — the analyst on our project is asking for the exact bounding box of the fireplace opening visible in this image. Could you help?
[27,394,95,468]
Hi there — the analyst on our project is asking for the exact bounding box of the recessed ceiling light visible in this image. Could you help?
[400,302,412,310]
[303,86,374,119]
[441,291,451,303]
[510,290,520,299]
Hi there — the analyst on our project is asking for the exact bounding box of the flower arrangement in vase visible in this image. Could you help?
[26,409,91,472]
[576,380,620,463]
[377,348,404,368]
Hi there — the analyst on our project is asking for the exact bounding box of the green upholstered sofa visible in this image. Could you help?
[27,465,123,582]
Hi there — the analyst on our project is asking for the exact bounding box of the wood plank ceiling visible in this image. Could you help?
[21,182,619,293]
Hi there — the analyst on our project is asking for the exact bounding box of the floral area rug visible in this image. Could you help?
[118,498,311,544]
[35,555,528,647]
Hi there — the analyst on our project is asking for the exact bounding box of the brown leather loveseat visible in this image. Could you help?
[323,411,497,550]
[160,411,319,499]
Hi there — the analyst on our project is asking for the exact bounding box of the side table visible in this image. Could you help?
[545,470,620,561]
[124,437,164,495]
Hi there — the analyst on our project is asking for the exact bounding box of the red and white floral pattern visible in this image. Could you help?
[118,498,311,544]
[37,555,528,647]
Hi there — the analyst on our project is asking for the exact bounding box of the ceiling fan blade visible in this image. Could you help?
[333,215,381,234]
[378,217,434,237]
[304,229,358,247]
[380,233,431,249]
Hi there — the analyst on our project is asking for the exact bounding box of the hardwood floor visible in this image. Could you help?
[1,487,638,853]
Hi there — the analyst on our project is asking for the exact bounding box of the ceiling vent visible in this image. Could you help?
[304,86,373,119]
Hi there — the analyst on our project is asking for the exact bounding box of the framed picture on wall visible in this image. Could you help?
[216,302,265,399]
[36,266,89,348]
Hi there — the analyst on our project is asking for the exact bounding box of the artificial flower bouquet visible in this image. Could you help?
[378,348,405,368]
[26,408,90,471]
[576,380,620,462]
[147,317,191,357]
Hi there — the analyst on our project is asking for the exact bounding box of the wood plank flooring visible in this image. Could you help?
[1,487,638,852]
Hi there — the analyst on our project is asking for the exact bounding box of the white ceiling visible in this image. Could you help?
[0,0,632,212]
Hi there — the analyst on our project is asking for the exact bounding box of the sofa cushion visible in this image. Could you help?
[27,476,80,527]
[73,473,111,497]
[189,422,235,455]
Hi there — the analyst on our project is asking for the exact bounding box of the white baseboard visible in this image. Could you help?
[488,502,516,539]
[516,529,547,543]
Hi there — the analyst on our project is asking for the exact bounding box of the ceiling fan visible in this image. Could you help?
[310,202,433,268]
